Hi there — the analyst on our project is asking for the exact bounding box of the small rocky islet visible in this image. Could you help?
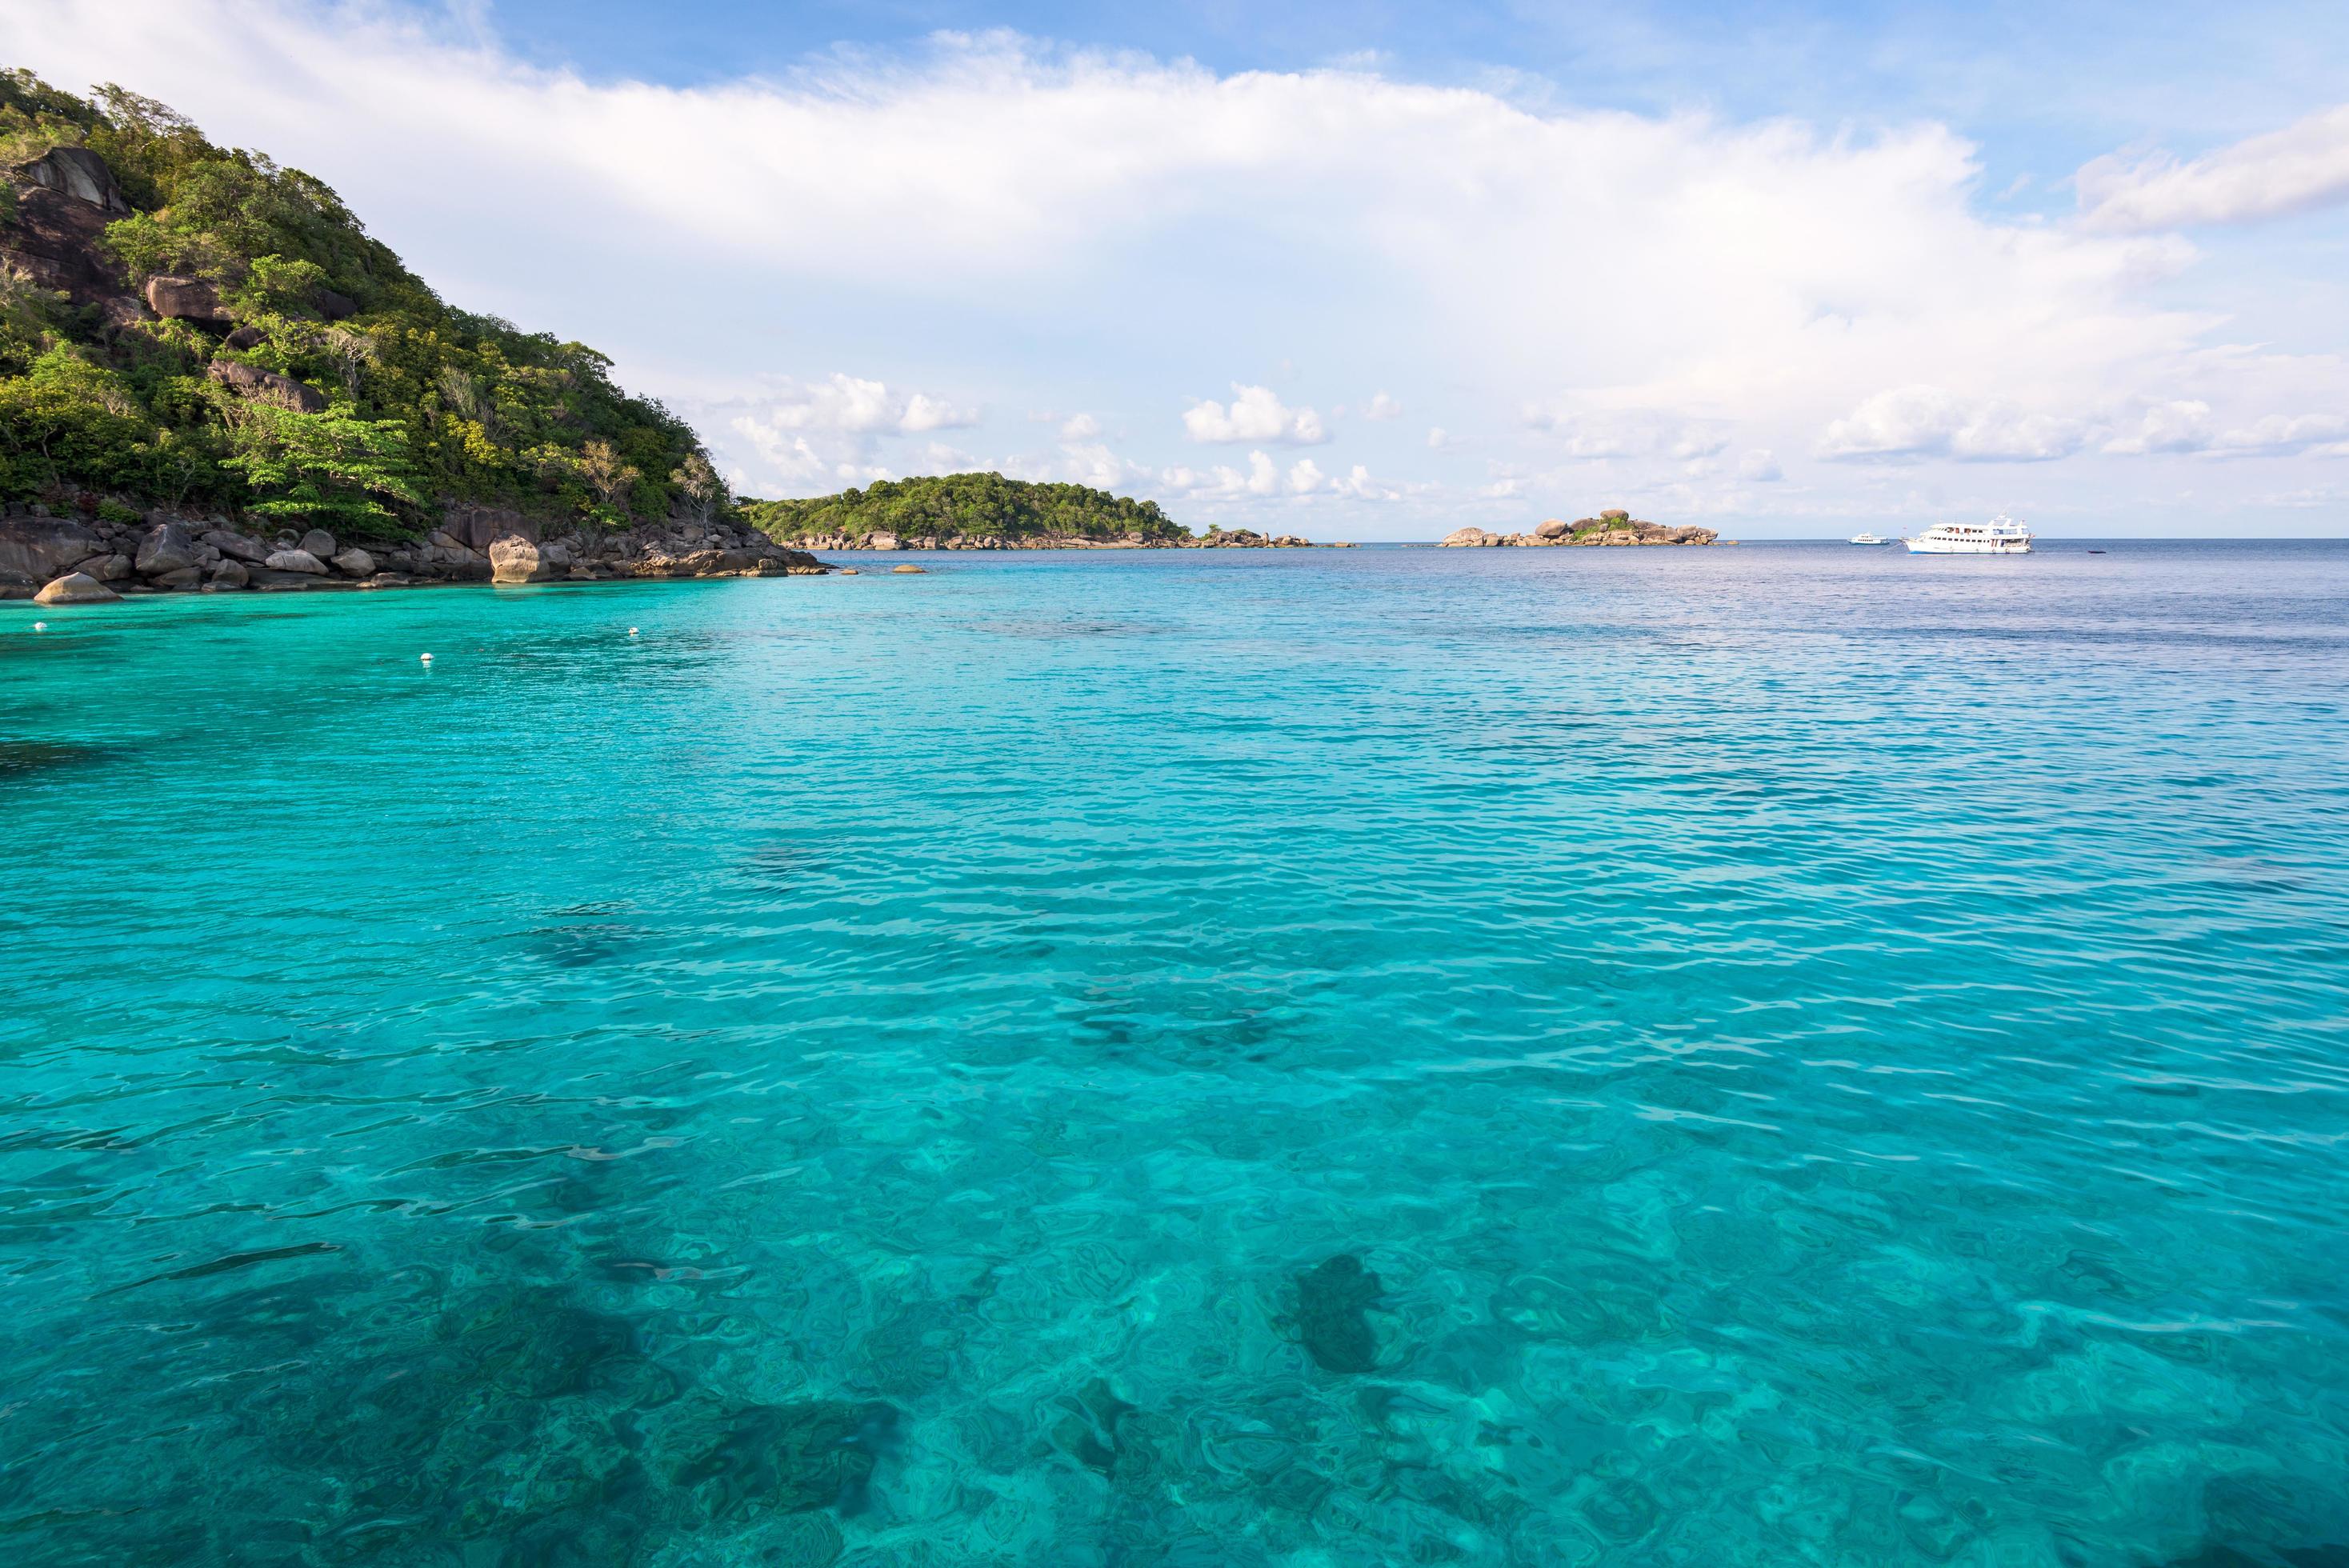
[1441,508,1720,547]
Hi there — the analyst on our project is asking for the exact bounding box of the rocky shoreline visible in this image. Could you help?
[2,504,828,605]
[1442,510,1720,547]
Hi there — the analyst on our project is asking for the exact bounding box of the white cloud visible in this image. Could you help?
[1739,449,1783,481]
[746,374,978,436]
[2103,400,2215,455]
[1818,386,2088,463]
[2079,105,2349,231]
[1427,426,1450,448]
[1364,392,1403,420]
[1058,412,1102,440]
[1183,384,1329,445]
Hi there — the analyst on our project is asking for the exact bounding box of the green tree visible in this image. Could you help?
[222,406,424,529]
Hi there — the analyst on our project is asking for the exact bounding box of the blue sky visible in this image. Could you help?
[8,0,2349,536]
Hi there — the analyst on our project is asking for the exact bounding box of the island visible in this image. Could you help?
[741,473,1327,551]
[0,70,821,602]
[1440,510,1719,546]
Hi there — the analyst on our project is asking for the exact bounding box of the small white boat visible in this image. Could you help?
[1906,512,2033,554]
[1848,531,1891,545]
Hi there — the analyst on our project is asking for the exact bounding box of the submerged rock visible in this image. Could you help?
[1295,1253,1383,1373]
[890,563,926,574]
[648,1392,897,1522]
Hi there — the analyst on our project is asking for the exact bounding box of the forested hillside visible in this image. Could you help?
[0,69,720,538]
[740,472,1184,545]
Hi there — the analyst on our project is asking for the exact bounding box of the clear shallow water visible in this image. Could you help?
[3,541,2347,1567]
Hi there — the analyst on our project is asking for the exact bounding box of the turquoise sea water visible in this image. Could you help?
[3,541,2347,1567]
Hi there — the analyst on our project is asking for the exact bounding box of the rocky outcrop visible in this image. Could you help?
[2,148,141,323]
[0,518,103,585]
[34,571,119,605]
[3,506,831,602]
[146,276,229,325]
[134,522,197,578]
[207,360,327,414]
[20,146,130,214]
[441,502,538,553]
[1439,511,1718,547]
[490,534,562,583]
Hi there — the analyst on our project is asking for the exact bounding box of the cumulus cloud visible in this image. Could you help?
[2079,105,2349,231]
[1739,449,1783,481]
[746,374,978,436]
[2103,401,2215,455]
[1183,384,1329,445]
[1364,392,1403,420]
[1427,426,1450,448]
[1817,386,2087,463]
[1058,412,1102,441]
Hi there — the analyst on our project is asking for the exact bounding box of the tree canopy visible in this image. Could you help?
[740,472,1185,544]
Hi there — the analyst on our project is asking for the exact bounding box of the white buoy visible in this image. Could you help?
[628,627,638,637]
[419,653,434,664]
[32,622,46,631]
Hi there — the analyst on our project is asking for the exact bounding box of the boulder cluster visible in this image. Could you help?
[1441,509,1719,548]
[2,502,828,605]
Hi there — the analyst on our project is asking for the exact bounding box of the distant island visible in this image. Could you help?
[1442,510,1719,547]
[0,70,818,600]
[741,472,1327,551]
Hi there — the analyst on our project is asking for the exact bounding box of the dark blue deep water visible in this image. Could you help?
[3,540,2347,1566]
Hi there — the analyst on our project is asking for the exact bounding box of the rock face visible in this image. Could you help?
[21,146,130,214]
[208,559,249,589]
[0,518,102,585]
[1439,527,1496,547]
[207,360,327,414]
[34,571,120,605]
[490,534,562,583]
[264,548,328,574]
[77,552,132,582]
[135,522,198,577]
[330,547,374,578]
[1535,518,1571,539]
[298,528,337,560]
[145,275,229,325]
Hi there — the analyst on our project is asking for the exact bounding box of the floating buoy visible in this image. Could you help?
[419,653,434,664]
[628,627,638,637]
[31,622,46,631]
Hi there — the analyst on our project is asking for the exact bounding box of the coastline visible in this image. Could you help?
[2,505,828,603]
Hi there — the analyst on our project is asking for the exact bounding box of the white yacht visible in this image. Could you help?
[1848,531,1891,545]
[1906,513,2033,554]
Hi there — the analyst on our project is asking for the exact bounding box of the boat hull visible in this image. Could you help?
[1906,539,2032,554]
